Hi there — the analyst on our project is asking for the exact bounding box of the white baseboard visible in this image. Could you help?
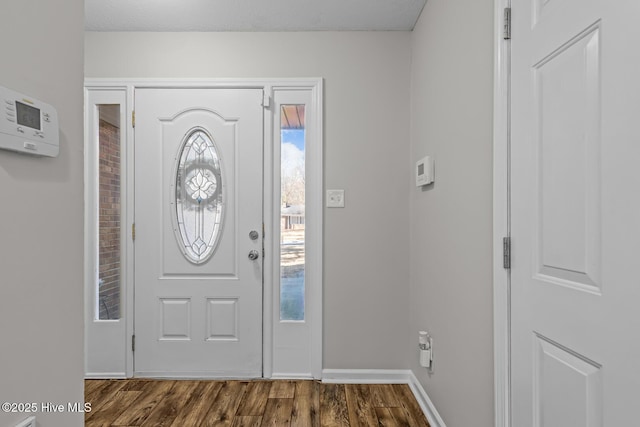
[322,369,412,384]
[271,373,315,380]
[85,372,127,379]
[321,369,446,427]
[407,371,447,427]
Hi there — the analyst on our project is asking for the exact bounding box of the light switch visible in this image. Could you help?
[326,189,345,208]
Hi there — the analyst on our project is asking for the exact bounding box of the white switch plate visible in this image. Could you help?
[326,189,345,208]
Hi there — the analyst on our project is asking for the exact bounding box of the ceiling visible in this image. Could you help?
[281,105,306,129]
[85,0,427,32]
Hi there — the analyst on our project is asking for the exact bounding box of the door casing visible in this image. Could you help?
[83,78,323,379]
[493,1,512,426]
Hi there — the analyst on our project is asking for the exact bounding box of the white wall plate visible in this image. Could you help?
[326,189,345,208]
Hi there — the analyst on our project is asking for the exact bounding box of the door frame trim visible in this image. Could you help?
[493,0,511,426]
[84,78,323,379]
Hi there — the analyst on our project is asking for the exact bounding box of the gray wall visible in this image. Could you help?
[409,1,495,426]
[85,31,412,369]
[0,1,85,426]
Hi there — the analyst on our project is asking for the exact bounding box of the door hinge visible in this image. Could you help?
[132,223,136,241]
[503,236,511,269]
[131,335,135,352]
[132,110,136,128]
[503,7,511,40]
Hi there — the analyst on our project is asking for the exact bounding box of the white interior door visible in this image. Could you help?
[511,0,640,425]
[134,88,264,378]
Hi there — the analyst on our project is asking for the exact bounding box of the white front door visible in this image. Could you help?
[134,88,264,377]
[511,0,640,425]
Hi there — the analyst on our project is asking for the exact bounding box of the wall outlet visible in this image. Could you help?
[326,189,345,208]
[419,331,433,370]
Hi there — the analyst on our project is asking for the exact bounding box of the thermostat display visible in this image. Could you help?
[16,101,41,130]
[0,85,59,157]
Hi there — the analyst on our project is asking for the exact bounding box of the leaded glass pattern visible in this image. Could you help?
[174,129,223,264]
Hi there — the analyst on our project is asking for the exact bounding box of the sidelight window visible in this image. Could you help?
[97,105,122,320]
[280,105,306,321]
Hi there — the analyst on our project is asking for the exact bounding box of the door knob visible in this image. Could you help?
[248,250,260,260]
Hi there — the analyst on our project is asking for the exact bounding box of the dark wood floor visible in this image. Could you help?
[85,379,430,427]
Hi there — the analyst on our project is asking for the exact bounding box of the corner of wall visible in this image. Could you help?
[407,0,496,426]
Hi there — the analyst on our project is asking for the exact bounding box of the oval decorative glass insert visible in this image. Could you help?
[174,129,224,264]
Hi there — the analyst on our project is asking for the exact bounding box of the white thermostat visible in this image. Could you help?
[0,85,59,157]
[416,156,434,186]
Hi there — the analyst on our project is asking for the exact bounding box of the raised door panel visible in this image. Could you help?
[159,298,191,340]
[534,23,601,293]
[533,335,602,427]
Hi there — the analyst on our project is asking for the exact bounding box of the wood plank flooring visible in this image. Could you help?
[85,379,430,427]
